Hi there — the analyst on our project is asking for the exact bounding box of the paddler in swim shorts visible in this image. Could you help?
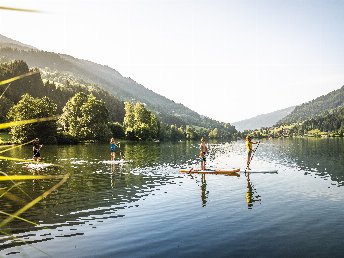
[199,137,208,170]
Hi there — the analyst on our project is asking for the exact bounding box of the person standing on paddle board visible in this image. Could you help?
[199,137,208,170]
[33,138,43,162]
[245,135,259,170]
[110,138,118,160]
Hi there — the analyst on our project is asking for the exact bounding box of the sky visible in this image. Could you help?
[1,0,344,123]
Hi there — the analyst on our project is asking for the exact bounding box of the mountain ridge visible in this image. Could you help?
[0,34,36,50]
[277,85,344,125]
[233,106,295,131]
[0,34,228,129]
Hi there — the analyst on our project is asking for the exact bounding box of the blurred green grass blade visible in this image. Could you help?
[0,173,69,228]
[0,82,12,100]
[0,188,26,204]
[0,175,65,181]
[0,71,40,100]
[0,210,39,227]
[0,116,59,130]
[0,71,40,86]
[0,6,40,13]
[0,182,27,199]
[0,140,34,154]
[0,155,35,163]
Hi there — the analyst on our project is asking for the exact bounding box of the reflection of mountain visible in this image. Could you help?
[277,138,344,186]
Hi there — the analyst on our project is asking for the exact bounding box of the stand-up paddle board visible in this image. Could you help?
[241,169,278,173]
[102,160,130,164]
[71,160,87,165]
[26,163,53,170]
[180,168,240,175]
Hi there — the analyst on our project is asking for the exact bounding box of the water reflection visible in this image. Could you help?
[31,168,43,193]
[186,172,241,208]
[245,172,261,209]
[110,163,116,188]
[269,138,344,186]
[0,141,202,251]
[1,139,343,255]
[121,141,199,168]
[201,174,208,207]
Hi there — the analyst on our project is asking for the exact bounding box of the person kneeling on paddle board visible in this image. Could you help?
[110,138,118,160]
[33,138,43,162]
[246,135,259,170]
[199,137,208,170]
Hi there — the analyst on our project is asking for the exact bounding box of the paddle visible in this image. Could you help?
[245,141,260,172]
[117,142,123,160]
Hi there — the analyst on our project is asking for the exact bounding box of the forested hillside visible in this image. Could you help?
[0,38,228,129]
[244,85,344,139]
[277,86,344,125]
[0,59,237,142]
[248,105,344,139]
[289,106,344,136]
[233,106,295,131]
[0,60,124,123]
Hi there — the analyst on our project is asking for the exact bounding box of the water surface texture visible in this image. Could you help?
[0,138,343,257]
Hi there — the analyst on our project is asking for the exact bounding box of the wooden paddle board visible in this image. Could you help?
[180,168,240,175]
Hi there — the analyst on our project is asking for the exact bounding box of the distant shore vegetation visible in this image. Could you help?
[242,114,344,139]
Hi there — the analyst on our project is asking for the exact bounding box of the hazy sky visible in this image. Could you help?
[1,0,344,123]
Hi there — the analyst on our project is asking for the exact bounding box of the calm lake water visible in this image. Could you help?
[0,138,343,257]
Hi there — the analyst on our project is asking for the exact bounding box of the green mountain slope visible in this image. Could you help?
[0,60,125,123]
[277,86,344,125]
[0,35,229,129]
[290,105,344,135]
[233,106,295,131]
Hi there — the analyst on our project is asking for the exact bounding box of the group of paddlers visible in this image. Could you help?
[31,136,259,169]
[199,135,259,171]
[31,137,121,161]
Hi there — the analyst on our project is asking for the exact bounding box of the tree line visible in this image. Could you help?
[1,60,238,143]
[243,105,344,139]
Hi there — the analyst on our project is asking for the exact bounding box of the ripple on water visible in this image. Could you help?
[1,140,344,257]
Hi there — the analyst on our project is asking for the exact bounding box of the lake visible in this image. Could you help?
[0,138,343,257]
